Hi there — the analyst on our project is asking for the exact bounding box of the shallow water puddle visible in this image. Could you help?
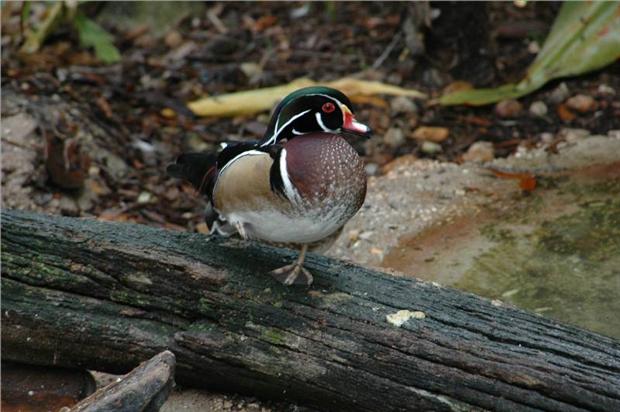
[382,162,620,339]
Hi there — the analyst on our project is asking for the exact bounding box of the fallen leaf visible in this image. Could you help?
[188,77,426,117]
[556,104,576,122]
[254,15,278,32]
[349,95,389,108]
[487,167,537,192]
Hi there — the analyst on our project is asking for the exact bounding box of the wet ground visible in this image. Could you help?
[334,134,620,339]
[384,161,620,338]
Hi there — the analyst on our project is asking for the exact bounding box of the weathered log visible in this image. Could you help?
[70,351,175,412]
[2,209,620,412]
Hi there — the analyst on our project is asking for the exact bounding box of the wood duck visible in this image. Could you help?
[168,87,372,285]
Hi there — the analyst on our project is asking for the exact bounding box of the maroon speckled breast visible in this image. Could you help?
[284,133,366,214]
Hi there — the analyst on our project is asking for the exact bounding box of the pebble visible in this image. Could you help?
[597,84,615,96]
[494,99,523,118]
[462,141,494,163]
[565,94,598,113]
[549,82,570,104]
[137,191,153,204]
[527,40,540,54]
[390,96,417,114]
[420,141,442,154]
[364,163,379,176]
[383,127,406,148]
[412,126,449,142]
[529,101,548,117]
[558,128,590,143]
[164,30,183,48]
[540,132,554,144]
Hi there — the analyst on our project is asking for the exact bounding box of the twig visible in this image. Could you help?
[372,30,402,70]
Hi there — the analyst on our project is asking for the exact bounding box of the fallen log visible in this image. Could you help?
[2,209,620,411]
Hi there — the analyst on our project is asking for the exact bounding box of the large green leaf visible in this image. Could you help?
[440,2,620,106]
[73,12,121,64]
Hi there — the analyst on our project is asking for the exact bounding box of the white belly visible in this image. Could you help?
[226,206,347,244]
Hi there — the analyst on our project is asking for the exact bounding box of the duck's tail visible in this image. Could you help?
[166,152,218,197]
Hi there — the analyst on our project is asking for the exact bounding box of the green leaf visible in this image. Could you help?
[73,12,121,64]
[440,2,620,106]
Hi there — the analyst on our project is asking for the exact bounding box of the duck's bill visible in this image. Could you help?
[341,105,372,137]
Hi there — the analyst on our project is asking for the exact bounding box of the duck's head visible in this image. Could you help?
[259,86,372,146]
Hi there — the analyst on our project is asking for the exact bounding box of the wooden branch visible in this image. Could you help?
[70,351,175,412]
[2,209,620,411]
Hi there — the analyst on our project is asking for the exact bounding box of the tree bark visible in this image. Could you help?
[2,209,620,412]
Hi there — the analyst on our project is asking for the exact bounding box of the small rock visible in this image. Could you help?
[549,82,570,104]
[383,127,405,148]
[240,62,263,82]
[420,141,442,154]
[529,101,548,117]
[540,132,554,144]
[348,229,360,243]
[597,84,615,96]
[558,128,590,143]
[494,99,523,118]
[164,30,183,48]
[137,191,153,204]
[462,141,494,163]
[565,94,598,113]
[290,3,310,19]
[527,40,540,54]
[390,96,417,114]
[412,126,449,142]
[365,163,379,176]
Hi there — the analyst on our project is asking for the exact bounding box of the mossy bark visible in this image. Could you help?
[2,210,620,411]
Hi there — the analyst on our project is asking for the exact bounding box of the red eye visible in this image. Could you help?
[322,102,335,113]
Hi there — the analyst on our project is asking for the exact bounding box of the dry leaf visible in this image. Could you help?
[487,167,537,193]
[556,104,576,122]
[188,77,426,117]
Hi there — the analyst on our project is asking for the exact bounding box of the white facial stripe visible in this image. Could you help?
[315,112,336,133]
[262,93,350,145]
[261,109,311,146]
[292,128,304,135]
[279,148,302,204]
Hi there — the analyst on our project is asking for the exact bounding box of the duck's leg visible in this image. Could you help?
[269,244,314,286]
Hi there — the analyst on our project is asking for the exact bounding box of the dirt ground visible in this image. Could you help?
[1,2,619,411]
